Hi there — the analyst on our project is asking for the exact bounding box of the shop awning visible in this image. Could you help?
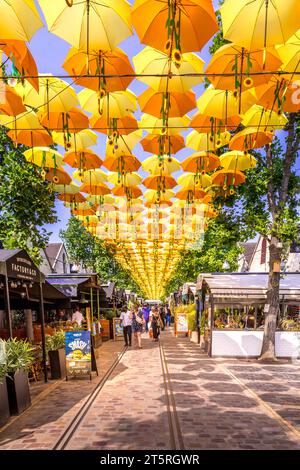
[47,277,90,297]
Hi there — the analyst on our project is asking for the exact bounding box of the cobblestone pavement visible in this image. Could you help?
[0,330,300,450]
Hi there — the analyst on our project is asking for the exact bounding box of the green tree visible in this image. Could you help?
[0,126,57,264]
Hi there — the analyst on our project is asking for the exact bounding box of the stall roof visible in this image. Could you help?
[199,273,300,302]
[0,249,21,262]
[101,282,116,299]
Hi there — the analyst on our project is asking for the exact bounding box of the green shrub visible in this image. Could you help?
[5,338,35,377]
[45,330,65,352]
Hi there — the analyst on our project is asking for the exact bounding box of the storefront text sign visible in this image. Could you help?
[6,252,39,283]
[65,331,91,378]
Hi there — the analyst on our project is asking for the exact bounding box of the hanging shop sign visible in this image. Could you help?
[5,251,40,283]
[65,331,92,378]
[113,318,124,340]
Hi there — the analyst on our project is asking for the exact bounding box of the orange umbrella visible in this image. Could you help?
[229,128,273,151]
[39,108,89,133]
[112,186,143,198]
[63,47,135,92]
[182,152,220,173]
[143,175,177,190]
[140,134,184,155]
[8,129,52,147]
[255,78,300,113]
[0,109,53,146]
[145,199,172,208]
[73,209,97,216]
[58,193,86,203]
[138,89,196,118]
[80,183,110,196]
[191,113,241,133]
[0,84,26,116]
[90,114,138,135]
[211,169,246,187]
[0,39,39,91]
[103,155,141,172]
[131,0,218,54]
[176,188,206,201]
[63,150,103,170]
[43,167,72,185]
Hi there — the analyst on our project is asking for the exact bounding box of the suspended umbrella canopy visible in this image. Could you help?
[15,75,79,114]
[53,182,81,194]
[176,188,206,201]
[43,167,72,185]
[38,0,132,52]
[80,183,111,196]
[106,130,142,157]
[23,147,64,168]
[53,129,98,150]
[73,168,107,184]
[64,200,95,210]
[58,192,87,203]
[181,152,220,173]
[144,189,174,201]
[191,112,241,133]
[138,89,197,118]
[186,130,231,151]
[220,0,300,50]
[39,108,89,133]
[205,43,282,91]
[143,174,177,190]
[108,172,142,186]
[131,0,218,54]
[0,110,53,147]
[220,151,257,171]
[133,47,204,92]
[211,169,246,187]
[140,133,184,155]
[90,114,138,135]
[178,172,212,189]
[229,127,273,151]
[88,194,115,206]
[63,149,102,170]
[0,84,26,116]
[78,88,137,117]
[255,78,300,113]
[142,155,181,175]
[277,30,300,80]
[145,199,172,208]
[241,105,288,131]
[196,87,257,119]
[0,0,43,41]
[140,114,190,135]
[63,47,135,92]
[103,154,141,172]
[112,186,143,198]
[0,39,39,91]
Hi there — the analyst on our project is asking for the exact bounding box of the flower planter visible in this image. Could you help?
[48,348,66,380]
[0,379,10,426]
[6,369,31,415]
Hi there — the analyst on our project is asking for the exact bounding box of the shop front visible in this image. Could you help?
[197,273,300,358]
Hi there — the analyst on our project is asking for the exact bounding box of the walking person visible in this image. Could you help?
[141,304,150,332]
[165,305,171,328]
[120,306,132,347]
[159,305,165,331]
[132,305,144,349]
[150,307,162,342]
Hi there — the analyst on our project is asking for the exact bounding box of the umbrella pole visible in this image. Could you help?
[86,0,90,72]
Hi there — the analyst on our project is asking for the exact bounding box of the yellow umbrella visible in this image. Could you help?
[277,30,300,81]
[106,130,142,157]
[196,87,257,119]
[186,130,231,151]
[142,155,181,175]
[38,0,132,52]
[133,47,204,92]
[241,105,288,131]
[138,89,197,118]
[15,75,79,114]
[205,43,282,91]
[23,147,63,168]
[178,173,212,189]
[229,127,273,151]
[53,182,81,194]
[78,88,137,116]
[90,114,138,136]
[220,0,300,50]
[108,172,142,186]
[140,114,190,135]
[73,169,108,184]
[144,189,174,200]
[131,0,218,54]
[53,129,98,150]
[220,151,257,171]
[0,109,53,147]
[0,0,43,41]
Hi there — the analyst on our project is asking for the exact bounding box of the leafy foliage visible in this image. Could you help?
[45,330,65,352]
[5,338,35,377]
[0,126,57,264]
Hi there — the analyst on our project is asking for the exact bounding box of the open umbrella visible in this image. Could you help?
[80,183,110,196]
[103,154,141,172]
[43,167,72,185]
[131,0,218,54]
[53,129,97,150]
[220,151,257,171]
[178,172,212,189]
[211,169,246,188]
[138,89,197,118]
[63,149,102,171]
[229,127,273,151]
[220,0,300,50]
[23,147,63,168]
[39,108,89,133]
[90,114,138,135]
[0,40,39,91]
[241,105,288,131]
[181,152,220,173]
[0,0,43,41]
[277,30,300,81]
[140,134,184,155]
[106,131,142,157]
[0,109,53,147]
[63,47,135,93]
[73,168,107,184]
[0,84,26,116]
[176,188,206,202]
[191,112,241,133]
[142,155,181,175]
[78,88,137,117]
[186,130,231,151]
[143,174,177,190]
[140,114,190,135]
[108,172,142,187]
[255,78,300,113]
[112,186,143,199]
[196,87,257,120]
[133,47,204,92]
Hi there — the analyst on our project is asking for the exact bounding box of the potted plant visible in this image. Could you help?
[0,340,10,426]
[186,305,198,344]
[46,330,66,380]
[5,338,34,415]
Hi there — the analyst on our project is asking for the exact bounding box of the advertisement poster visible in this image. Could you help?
[113,318,124,340]
[177,313,188,333]
[65,331,91,378]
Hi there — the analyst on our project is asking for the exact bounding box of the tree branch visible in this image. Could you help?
[279,113,300,206]
[265,144,277,220]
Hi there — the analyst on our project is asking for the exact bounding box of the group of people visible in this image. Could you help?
[119,304,172,349]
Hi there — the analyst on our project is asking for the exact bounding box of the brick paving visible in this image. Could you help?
[0,330,300,450]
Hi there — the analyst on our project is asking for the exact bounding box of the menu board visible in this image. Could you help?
[176,313,188,333]
[65,331,91,378]
[113,318,124,340]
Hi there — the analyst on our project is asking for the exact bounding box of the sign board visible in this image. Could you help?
[113,318,124,340]
[176,313,188,335]
[6,251,40,283]
[65,331,91,378]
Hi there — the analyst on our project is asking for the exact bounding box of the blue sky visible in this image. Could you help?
[22,0,299,242]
